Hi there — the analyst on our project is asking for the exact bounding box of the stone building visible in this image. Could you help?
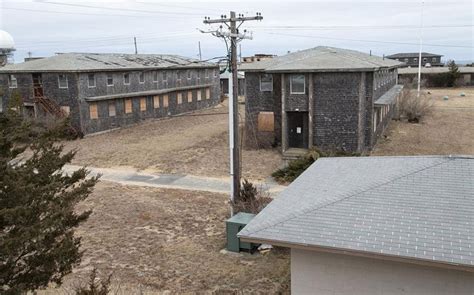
[241,46,402,156]
[386,52,443,67]
[0,53,220,135]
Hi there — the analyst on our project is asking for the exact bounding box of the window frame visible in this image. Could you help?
[58,74,68,89]
[123,73,130,85]
[153,71,159,83]
[260,73,273,92]
[139,72,145,84]
[187,70,192,80]
[8,74,18,88]
[289,74,305,94]
[108,102,116,117]
[87,73,96,88]
[205,69,209,78]
[162,71,167,82]
[107,74,114,86]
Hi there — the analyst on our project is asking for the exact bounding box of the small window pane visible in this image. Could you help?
[153,72,158,82]
[163,71,167,81]
[8,75,17,88]
[88,74,95,87]
[107,74,114,86]
[290,74,305,94]
[139,72,145,83]
[123,73,130,85]
[109,102,116,117]
[58,74,68,88]
[260,74,273,92]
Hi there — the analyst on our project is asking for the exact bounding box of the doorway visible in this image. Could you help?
[32,73,44,97]
[287,112,308,148]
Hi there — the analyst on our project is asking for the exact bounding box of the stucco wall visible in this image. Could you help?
[291,248,474,295]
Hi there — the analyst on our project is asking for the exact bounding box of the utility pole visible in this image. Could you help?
[134,36,138,54]
[203,12,263,216]
[417,1,424,98]
[198,41,202,60]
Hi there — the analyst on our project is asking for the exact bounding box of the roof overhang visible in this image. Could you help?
[240,236,474,273]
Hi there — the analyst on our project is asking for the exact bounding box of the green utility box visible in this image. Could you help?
[226,212,256,252]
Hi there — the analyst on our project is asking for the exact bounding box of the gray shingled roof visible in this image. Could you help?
[0,53,216,73]
[399,67,474,74]
[374,85,403,105]
[239,156,474,270]
[386,52,443,58]
[239,46,402,73]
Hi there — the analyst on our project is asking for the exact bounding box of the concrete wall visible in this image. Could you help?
[291,248,474,295]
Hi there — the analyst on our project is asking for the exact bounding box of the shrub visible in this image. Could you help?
[232,179,272,214]
[398,85,434,123]
[74,268,112,295]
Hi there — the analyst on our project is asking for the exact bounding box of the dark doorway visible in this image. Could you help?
[287,112,308,148]
[32,73,44,97]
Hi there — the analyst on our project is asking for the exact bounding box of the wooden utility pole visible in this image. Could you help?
[198,41,202,60]
[203,12,263,216]
[134,37,138,54]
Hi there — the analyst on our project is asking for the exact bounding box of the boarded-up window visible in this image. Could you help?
[177,93,183,104]
[187,91,193,103]
[197,90,202,101]
[109,102,116,117]
[125,99,132,114]
[89,103,98,119]
[258,112,274,132]
[60,106,70,116]
[140,98,147,111]
[163,94,169,107]
[153,95,160,108]
[206,88,210,99]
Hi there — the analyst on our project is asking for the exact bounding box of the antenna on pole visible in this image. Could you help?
[198,41,202,60]
[417,1,424,98]
[134,36,138,54]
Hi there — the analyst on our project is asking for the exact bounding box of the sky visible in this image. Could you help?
[0,0,473,64]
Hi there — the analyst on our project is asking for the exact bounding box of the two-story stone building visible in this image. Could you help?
[0,53,220,135]
[386,52,443,67]
[241,46,403,156]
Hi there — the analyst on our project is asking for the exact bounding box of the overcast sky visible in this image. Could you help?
[1,0,473,64]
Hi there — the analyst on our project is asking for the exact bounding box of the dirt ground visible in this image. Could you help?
[40,181,290,294]
[372,87,474,156]
[63,101,282,181]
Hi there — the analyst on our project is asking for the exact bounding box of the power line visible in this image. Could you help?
[249,24,473,30]
[2,7,163,18]
[265,32,474,49]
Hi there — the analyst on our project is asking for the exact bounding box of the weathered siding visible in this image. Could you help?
[292,248,474,295]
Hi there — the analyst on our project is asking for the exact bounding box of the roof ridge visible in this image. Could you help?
[243,158,452,238]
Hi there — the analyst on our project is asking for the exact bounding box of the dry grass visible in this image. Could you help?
[372,87,474,156]
[63,101,282,181]
[40,181,290,294]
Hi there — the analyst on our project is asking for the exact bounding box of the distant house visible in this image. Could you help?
[240,46,403,156]
[220,70,245,97]
[242,54,276,63]
[0,53,220,135]
[398,66,474,86]
[386,52,443,67]
[239,156,474,295]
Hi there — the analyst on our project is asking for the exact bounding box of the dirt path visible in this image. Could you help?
[64,101,282,181]
[372,87,474,156]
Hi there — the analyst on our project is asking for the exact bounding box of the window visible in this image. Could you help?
[153,95,160,108]
[153,71,158,83]
[123,73,130,85]
[89,103,98,119]
[432,57,437,62]
[206,88,210,99]
[197,90,202,101]
[58,74,68,88]
[162,71,167,82]
[177,71,182,82]
[258,112,275,132]
[88,74,96,88]
[197,71,201,81]
[139,72,145,84]
[125,99,132,113]
[290,74,305,94]
[260,74,273,92]
[177,92,183,104]
[205,69,209,78]
[187,91,192,103]
[413,58,418,63]
[404,58,409,62]
[108,102,116,117]
[187,70,192,80]
[107,74,114,86]
[163,94,169,107]
[140,97,146,111]
[8,75,17,88]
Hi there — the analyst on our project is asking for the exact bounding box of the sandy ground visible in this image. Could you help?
[372,87,474,156]
[40,181,290,294]
[63,101,282,181]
